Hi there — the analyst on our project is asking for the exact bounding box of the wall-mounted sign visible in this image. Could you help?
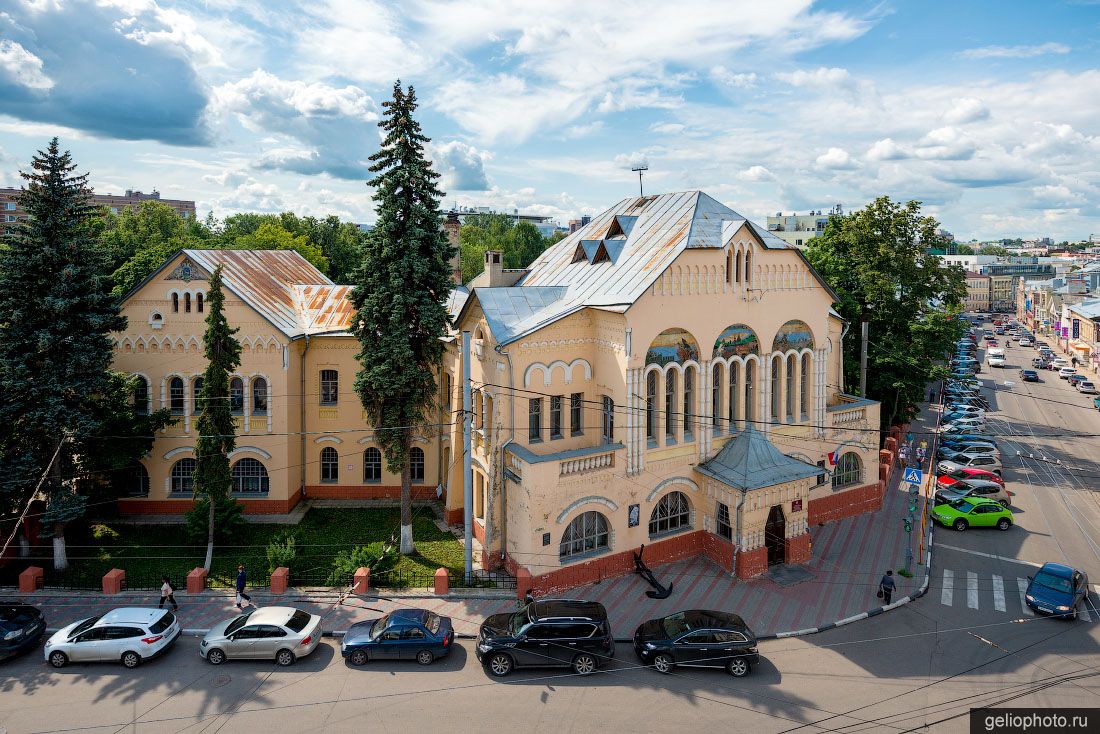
[628,504,640,528]
[792,499,803,512]
[1073,319,1081,339]
[542,532,551,547]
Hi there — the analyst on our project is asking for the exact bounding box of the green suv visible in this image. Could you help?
[932,497,1013,532]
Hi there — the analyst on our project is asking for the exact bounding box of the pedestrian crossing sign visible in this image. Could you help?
[903,467,923,485]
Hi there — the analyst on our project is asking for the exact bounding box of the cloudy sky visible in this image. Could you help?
[1,0,1098,240]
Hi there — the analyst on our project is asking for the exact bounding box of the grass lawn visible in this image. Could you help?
[43,508,465,589]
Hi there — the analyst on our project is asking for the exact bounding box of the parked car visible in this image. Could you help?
[938,448,999,466]
[940,439,997,453]
[477,599,614,677]
[935,480,1013,507]
[1020,369,1040,382]
[1018,338,1032,347]
[44,608,179,668]
[1081,382,1100,395]
[932,498,1014,532]
[632,610,759,677]
[0,604,46,662]
[1052,358,1070,369]
[938,456,1002,475]
[1094,396,1100,411]
[938,442,997,458]
[1068,374,1087,388]
[341,608,454,666]
[988,356,1006,368]
[1024,563,1091,620]
[200,606,322,666]
[941,420,986,434]
[1059,367,1077,380]
[944,405,985,416]
[937,467,1005,487]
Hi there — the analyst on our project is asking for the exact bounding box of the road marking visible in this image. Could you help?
[935,543,1043,568]
[992,575,1006,612]
[942,570,954,606]
[1080,606,1092,623]
[967,572,979,609]
[1017,577,1035,616]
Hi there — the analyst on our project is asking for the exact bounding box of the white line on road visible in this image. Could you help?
[967,572,979,609]
[1017,577,1035,616]
[942,569,954,606]
[1080,605,1093,623]
[935,543,1043,568]
[992,575,1006,612]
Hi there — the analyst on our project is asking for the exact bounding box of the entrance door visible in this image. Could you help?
[764,505,786,566]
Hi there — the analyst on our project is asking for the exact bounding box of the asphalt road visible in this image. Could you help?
[1,321,1098,733]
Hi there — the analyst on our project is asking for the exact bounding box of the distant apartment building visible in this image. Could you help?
[450,205,562,237]
[964,271,991,312]
[942,254,998,270]
[568,215,592,233]
[0,187,196,235]
[765,205,842,248]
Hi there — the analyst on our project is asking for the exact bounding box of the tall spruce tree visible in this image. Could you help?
[193,265,241,571]
[351,82,456,554]
[0,139,128,569]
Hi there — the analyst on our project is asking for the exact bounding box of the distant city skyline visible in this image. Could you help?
[1,0,1098,240]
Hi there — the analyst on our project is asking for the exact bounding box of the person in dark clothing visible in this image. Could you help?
[235,564,252,609]
[879,570,896,605]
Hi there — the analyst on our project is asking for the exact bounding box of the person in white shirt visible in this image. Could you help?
[159,576,179,611]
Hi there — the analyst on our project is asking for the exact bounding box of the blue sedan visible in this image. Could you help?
[1025,563,1091,620]
[341,608,454,666]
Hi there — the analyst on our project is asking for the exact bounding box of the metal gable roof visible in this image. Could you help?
[695,426,821,492]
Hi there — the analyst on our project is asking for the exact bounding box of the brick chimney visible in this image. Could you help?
[485,250,505,287]
[444,211,462,285]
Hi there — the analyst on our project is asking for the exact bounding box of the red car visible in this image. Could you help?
[937,467,1006,487]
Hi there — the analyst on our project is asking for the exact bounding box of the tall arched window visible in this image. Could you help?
[230,377,244,415]
[832,452,863,489]
[735,251,742,283]
[664,370,677,441]
[800,353,811,418]
[646,371,657,442]
[171,293,179,313]
[601,396,614,444]
[785,354,796,422]
[410,447,425,482]
[320,447,339,483]
[192,377,204,414]
[363,447,382,483]
[196,292,204,313]
[232,458,269,493]
[744,362,755,426]
[472,390,483,430]
[133,376,149,416]
[170,458,196,494]
[728,362,739,429]
[726,250,733,284]
[649,491,691,537]
[770,356,781,421]
[559,511,609,560]
[252,377,268,416]
[711,363,722,434]
[169,377,185,415]
[184,292,192,313]
[683,366,695,441]
[744,251,752,286]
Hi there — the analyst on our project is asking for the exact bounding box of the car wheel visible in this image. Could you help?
[652,653,674,674]
[276,649,295,667]
[416,650,434,666]
[727,658,751,678]
[121,651,142,669]
[997,518,1011,531]
[348,649,368,666]
[953,519,969,531]
[48,651,68,669]
[206,648,226,665]
[572,653,598,676]
[486,652,513,677]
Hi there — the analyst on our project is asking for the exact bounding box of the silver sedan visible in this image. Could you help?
[200,606,322,666]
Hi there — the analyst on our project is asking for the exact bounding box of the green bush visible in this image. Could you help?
[185,497,244,543]
[90,524,121,542]
[328,541,398,585]
[266,532,297,573]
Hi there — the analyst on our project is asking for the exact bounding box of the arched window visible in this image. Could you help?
[410,447,425,482]
[230,377,244,415]
[252,378,268,416]
[832,452,863,489]
[192,377,204,414]
[184,292,192,313]
[364,447,382,483]
[232,458,269,493]
[744,361,755,425]
[800,353,811,418]
[683,366,695,441]
[744,251,752,286]
[715,502,732,540]
[649,491,691,537]
[646,371,657,442]
[785,354,796,422]
[133,376,149,416]
[735,251,742,283]
[169,377,185,415]
[320,369,338,406]
[320,447,339,483]
[170,458,196,494]
[559,511,609,560]
[728,362,739,428]
[484,394,494,444]
[601,396,614,444]
[472,390,483,430]
[171,293,179,313]
[196,292,204,313]
[711,363,722,434]
[664,370,677,441]
[770,356,781,421]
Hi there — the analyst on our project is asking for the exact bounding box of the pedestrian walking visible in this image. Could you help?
[898,445,909,468]
[1072,356,1079,368]
[879,570,896,605]
[235,564,252,609]
[159,576,179,611]
[916,446,927,467]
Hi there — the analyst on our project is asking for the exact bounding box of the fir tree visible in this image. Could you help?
[0,138,149,569]
[351,82,456,554]
[193,265,241,571]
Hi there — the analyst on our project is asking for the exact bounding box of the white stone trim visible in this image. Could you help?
[523,358,593,388]
[313,436,343,444]
[646,476,700,502]
[162,446,194,460]
[556,496,619,524]
[229,446,272,460]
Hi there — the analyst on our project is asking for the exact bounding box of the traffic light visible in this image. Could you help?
[903,518,912,533]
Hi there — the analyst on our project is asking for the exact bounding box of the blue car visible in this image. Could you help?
[340,608,454,666]
[1025,563,1090,620]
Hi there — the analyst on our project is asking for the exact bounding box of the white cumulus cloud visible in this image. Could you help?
[815,147,858,170]
[0,40,53,90]
[942,97,990,125]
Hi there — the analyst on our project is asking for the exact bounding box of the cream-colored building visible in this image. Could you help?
[964,271,991,312]
[113,191,883,588]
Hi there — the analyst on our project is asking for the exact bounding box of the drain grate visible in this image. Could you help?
[212,674,232,687]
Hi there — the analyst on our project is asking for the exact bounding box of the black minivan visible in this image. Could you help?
[476,599,614,677]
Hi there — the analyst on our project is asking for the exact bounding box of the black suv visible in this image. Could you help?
[476,599,614,677]
[633,609,758,677]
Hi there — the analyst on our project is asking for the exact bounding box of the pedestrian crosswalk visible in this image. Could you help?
[936,569,1094,621]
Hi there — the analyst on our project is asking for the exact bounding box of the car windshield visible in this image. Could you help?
[69,616,101,639]
[660,611,706,638]
[510,609,530,635]
[369,615,391,637]
[1032,572,1073,594]
[949,499,975,513]
[286,610,312,633]
[224,612,253,636]
[424,612,441,635]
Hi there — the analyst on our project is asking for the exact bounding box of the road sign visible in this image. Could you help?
[902,467,923,485]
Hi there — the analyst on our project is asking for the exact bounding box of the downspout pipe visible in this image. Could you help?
[731,490,746,579]
[494,342,515,561]
[299,334,310,501]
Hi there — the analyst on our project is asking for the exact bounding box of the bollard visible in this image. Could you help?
[353,567,370,594]
[433,567,449,595]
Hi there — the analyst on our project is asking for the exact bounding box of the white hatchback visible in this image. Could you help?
[44,608,179,669]
[1059,367,1076,379]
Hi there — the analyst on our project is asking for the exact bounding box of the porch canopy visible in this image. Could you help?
[695,426,820,492]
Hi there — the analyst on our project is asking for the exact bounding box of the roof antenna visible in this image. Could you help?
[631,163,649,197]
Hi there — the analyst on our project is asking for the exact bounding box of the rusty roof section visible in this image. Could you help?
[294,284,357,336]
